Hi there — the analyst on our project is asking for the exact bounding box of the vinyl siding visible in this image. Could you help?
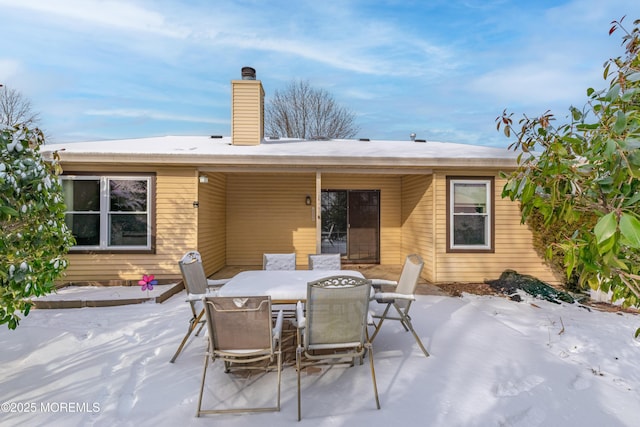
[226,173,317,266]
[231,80,264,146]
[58,164,558,286]
[400,174,435,281]
[62,167,198,283]
[197,172,227,276]
[432,170,559,284]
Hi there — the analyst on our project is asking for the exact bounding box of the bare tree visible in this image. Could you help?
[0,85,40,127]
[265,80,359,139]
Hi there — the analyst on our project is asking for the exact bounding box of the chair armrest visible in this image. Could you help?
[294,301,306,329]
[189,285,220,301]
[272,309,284,344]
[189,293,208,301]
[370,279,398,291]
[373,292,416,303]
[207,278,229,288]
[370,279,398,286]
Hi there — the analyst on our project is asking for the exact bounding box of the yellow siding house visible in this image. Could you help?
[42,68,559,286]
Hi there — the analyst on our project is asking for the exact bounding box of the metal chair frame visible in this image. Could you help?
[263,253,297,270]
[295,275,380,421]
[170,251,228,363]
[369,254,430,358]
[307,253,342,270]
[197,296,283,416]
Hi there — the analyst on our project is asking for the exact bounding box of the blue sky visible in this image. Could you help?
[1,0,639,147]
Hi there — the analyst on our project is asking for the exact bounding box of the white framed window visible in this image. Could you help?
[447,177,493,252]
[62,175,154,251]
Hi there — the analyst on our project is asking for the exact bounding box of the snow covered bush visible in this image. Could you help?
[0,124,74,329]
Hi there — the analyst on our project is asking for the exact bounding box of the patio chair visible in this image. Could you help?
[369,253,430,357]
[295,275,380,421]
[263,253,296,270]
[197,296,284,416]
[307,253,341,270]
[170,251,230,363]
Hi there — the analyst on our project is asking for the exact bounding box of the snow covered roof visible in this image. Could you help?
[42,135,520,170]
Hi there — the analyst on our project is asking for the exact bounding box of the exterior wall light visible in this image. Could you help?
[305,195,312,205]
[199,175,208,184]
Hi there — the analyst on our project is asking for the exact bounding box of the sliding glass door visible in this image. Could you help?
[321,190,380,263]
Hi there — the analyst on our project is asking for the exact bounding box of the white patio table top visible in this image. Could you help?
[217,269,365,303]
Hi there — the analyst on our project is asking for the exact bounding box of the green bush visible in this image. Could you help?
[524,208,593,292]
[497,18,640,309]
[1,125,74,329]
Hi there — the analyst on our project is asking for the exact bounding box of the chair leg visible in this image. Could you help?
[394,306,429,358]
[194,320,206,337]
[276,351,282,412]
[371,303,430,358]
[406,320,430,357]
[365,342,381,410]
[170,310,205,363]
[369,303,392,343]
[364,329,380,408]
[196,348,210,417]
[296,346,303,421]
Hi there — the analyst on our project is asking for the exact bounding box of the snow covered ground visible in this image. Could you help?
[1,290,639,427]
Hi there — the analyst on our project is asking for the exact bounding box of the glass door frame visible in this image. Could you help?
[320,189,380,263]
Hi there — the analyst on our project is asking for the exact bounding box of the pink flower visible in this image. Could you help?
[138,274,158,291]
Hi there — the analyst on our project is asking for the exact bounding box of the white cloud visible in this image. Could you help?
[464,0,634,110]
[0,59,22,83]
[6,0,640,146]
[84,108,228,125]
[202,27,452,78]
[468,62,601,105]
[342,88,379,101]
[1,0,456,78]
[0,0,190,38]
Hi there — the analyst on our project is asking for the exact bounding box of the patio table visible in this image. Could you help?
[217,269,365,304]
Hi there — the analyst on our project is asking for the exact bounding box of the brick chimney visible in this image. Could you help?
[231,67,264,146]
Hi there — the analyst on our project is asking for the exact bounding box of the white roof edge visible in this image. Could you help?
[41,135,519,169]
[43,152,518,169]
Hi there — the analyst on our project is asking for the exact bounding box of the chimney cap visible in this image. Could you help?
[241,67,256,80]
